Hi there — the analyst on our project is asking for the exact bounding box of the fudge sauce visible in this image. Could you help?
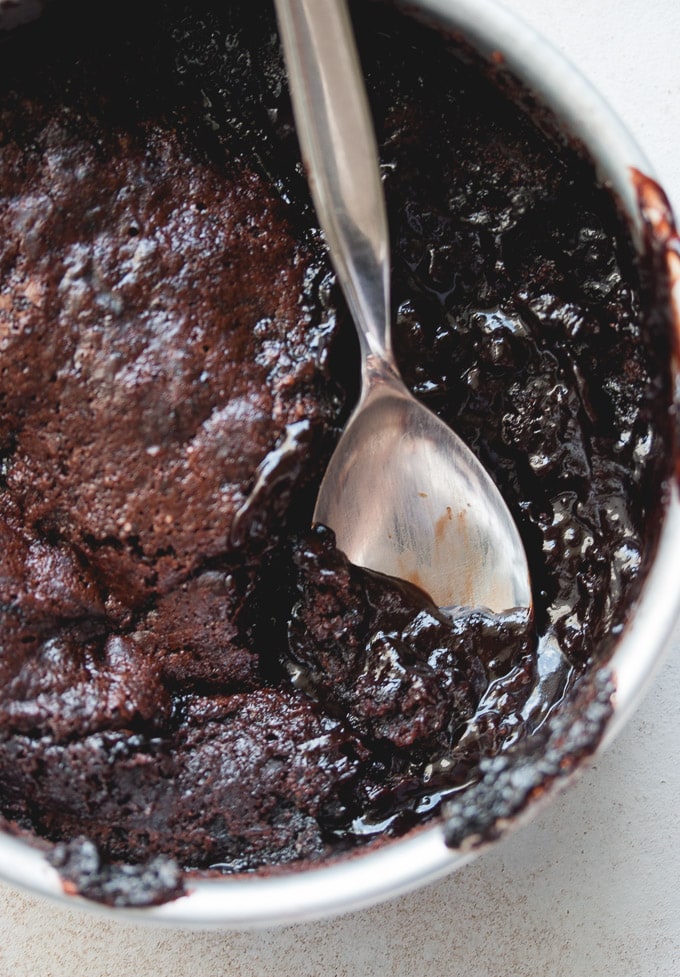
[0,0,673,904]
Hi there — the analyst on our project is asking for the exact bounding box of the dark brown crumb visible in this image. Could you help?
[48,838,184,907]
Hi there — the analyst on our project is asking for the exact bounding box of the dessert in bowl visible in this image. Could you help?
[0,0,678,925]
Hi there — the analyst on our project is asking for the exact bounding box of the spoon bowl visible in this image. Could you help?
[314,359,531,610]
[275,0,531,612]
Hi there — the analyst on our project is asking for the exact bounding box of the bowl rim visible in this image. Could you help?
[1,0,679,928]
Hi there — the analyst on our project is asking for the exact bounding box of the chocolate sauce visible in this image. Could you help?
[0,0,673,905]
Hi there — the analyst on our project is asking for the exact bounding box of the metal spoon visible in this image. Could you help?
[274,0,531,612]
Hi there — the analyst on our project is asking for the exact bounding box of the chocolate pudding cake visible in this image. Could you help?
[0,0,673,905]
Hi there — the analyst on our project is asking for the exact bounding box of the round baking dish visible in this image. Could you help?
[0,0,679,927]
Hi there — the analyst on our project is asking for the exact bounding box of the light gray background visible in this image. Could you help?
[1,1,679,974]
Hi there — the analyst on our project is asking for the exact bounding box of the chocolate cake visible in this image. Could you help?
[0,0,673,905]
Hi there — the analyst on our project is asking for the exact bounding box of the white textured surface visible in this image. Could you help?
[1,0,679,973]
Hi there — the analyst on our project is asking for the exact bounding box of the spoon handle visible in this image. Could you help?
[274,0,393,367]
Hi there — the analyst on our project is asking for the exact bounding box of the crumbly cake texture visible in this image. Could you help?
[0,0,672,905]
